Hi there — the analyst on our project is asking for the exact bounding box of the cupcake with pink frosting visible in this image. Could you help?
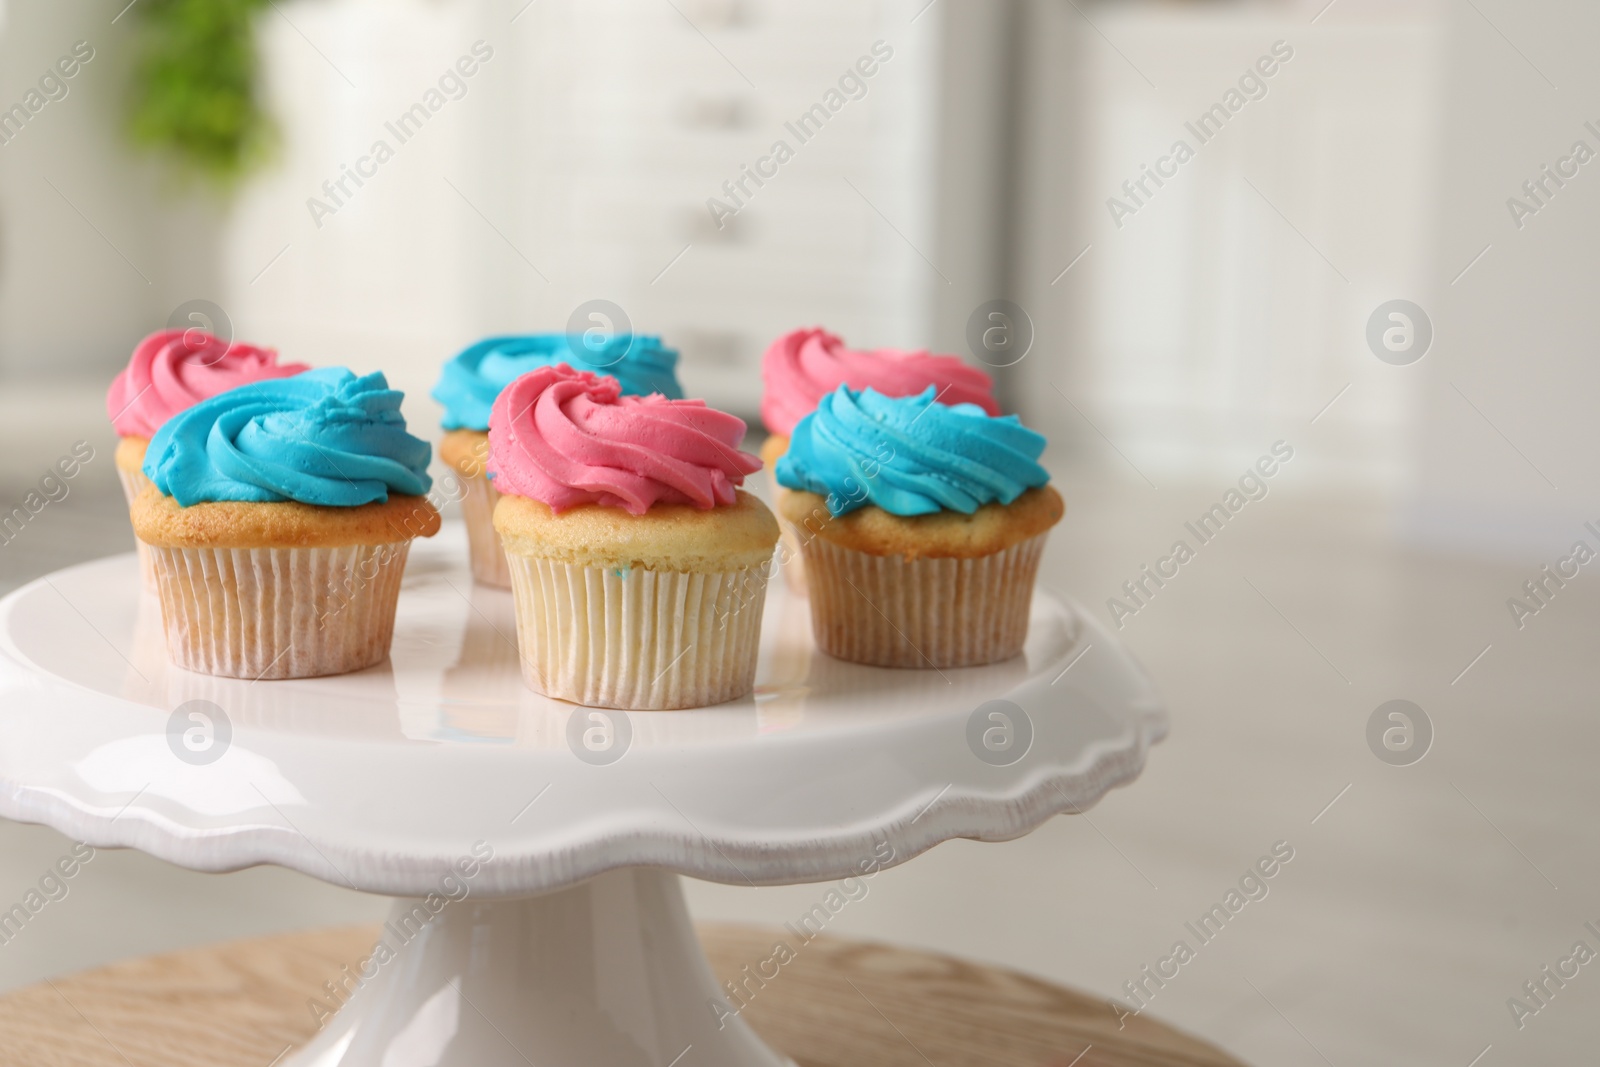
[489,365,778,710]
[107,328,308,583]
[759,327,999,591]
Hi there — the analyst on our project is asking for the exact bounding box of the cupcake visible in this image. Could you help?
[432,333,683,588]
[488,365,778,710]
[776,385,1062,669]
[133,368,440,680]
[759,327,998,592]
[107,328,308,585]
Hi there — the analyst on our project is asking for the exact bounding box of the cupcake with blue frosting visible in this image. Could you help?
[132,368,440,679]
[760,327,999,595]
[432,333,683,587]
[775,384,1062,668]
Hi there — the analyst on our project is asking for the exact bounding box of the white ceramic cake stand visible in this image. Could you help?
[0,525,1165,1067]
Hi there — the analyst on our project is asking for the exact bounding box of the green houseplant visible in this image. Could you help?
[128,0,275,183]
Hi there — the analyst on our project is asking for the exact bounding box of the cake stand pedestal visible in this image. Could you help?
[0,526,1165,1067]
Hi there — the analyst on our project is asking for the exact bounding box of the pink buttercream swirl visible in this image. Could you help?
[488,365,760,515]
[759,327,1000,437]
[106,329,310,438]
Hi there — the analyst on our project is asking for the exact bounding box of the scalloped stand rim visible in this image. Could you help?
[0,533,1165,1064]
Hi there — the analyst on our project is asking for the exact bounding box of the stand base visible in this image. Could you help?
[288,869,791,1067]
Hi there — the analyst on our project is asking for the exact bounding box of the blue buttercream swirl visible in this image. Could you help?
[143,367,433,507]
[775,385,1050,517]
[432,333,684,431]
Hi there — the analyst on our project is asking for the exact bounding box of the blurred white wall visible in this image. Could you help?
[1003,0,1600,566]
[1404,0,1600,558]
[1010,0,1446,492]
[0,0,225,381]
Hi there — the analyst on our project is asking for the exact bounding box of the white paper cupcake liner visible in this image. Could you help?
[147,542,412,679]
[116,465,153,501]
[801,533,1048,669]
[504,555,771,709]
[116,466,157,590]
[459,470,511,588]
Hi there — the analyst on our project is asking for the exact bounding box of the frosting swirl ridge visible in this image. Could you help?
[760,327,999,437]
[488,365,759,515]
[433,333,683,431]
[143,368,433,507]
[107,329,310,438]
[775,385,1049,516]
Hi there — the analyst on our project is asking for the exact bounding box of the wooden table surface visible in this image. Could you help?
[0,924,1248,1067]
